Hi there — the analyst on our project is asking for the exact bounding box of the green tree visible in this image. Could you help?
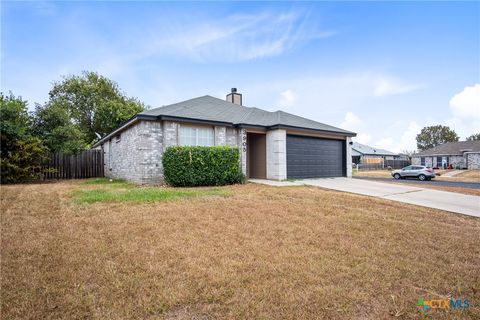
[416,125,459,151]
[466,133,480,141]
[0,92,31,157]
[1,136,48,183]
[46,71,145,144]
[31,103,88,154]
[0,93,48,183]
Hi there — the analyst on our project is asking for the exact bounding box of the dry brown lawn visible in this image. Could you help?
[400,184,480,196]
[442,170,480,183]
[434,169,480,181]
[1,181,479,319]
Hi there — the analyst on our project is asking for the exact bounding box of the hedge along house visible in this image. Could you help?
[411,140,480,169]
[92,89,356,184]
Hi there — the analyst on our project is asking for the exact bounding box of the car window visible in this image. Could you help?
[403,166,412,170]
[412,166,422,170]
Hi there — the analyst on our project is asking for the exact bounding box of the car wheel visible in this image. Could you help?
[418,174,426,181]
[393,173,401,180]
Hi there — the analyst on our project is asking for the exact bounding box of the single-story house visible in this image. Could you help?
[92,89,356,184]
[351,142,398,164]
[396,153,411,161]
[412,141,480,169]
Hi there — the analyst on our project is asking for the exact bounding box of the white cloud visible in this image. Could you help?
[449,84,480,120]
[150,11,335,62]
[373,77,422,97]
[245,72,421,118]
[444,116,480,141]
[354,133,371,145]
[340,111,362,131]
[340,112,373,146]
[277,89,296,107]
[375,137,394,150]
[397,121,421,153]
[367,121,421,153]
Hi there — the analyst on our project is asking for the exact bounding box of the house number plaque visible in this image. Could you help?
[241,129,247,152]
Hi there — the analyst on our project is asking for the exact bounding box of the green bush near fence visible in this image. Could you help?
[162,146,244,187]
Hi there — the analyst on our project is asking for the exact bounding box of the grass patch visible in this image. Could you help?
[84,178,131,187]
[74,186,229,204]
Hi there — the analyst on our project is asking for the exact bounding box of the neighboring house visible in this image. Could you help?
[92,89,356,184]
[351,142,398,164]
[412,141,480,169]
[396,153,411,161]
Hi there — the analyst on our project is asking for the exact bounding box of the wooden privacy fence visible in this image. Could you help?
[356,159,411,171]
[43,150,104,180]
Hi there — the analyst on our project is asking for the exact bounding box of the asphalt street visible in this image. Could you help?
[353,176,480,189]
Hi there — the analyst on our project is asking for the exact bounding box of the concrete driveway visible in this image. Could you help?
[250,178,480,218]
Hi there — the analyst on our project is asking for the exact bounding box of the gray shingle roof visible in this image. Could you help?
[413,141,480,156]
[351,149,362,156]
[352,142,398,156]
[140,95,355,135]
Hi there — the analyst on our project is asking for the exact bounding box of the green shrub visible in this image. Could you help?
[162,146,243,187]
[1,93,49,184]
[0,136,48,184]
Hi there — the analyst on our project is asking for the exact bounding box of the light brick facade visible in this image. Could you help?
[467,153,480,169]
[412,153,480,169]
[346,137,353,178]
[266,129,287,180]
[99,120,353,184]
[103,120,163,184]
[101,120,242,184]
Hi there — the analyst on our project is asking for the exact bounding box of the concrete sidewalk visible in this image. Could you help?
[249,178,480,218]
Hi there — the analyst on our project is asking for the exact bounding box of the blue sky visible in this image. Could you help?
[2,1,479,152]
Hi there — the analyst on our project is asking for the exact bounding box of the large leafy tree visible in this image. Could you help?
[45,71,145,145]
[466,133,480,141]
[416,125,459,151]
[0,92,31,157]
[31,103,88,154]
[0,93,48,183]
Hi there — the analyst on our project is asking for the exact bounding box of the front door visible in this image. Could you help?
[247,133,266,179]
[442,156,449,169]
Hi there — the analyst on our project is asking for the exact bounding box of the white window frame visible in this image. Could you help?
[179,125,215,146]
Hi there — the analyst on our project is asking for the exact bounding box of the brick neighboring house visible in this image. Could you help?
[92,89,356,184]
[411,141,480,169]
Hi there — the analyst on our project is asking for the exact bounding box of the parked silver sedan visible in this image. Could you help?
[391,165,436,181]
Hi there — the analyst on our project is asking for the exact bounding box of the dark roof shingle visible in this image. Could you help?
[352,142,397,156]
[140,95,355,135]
[413,141,480,156]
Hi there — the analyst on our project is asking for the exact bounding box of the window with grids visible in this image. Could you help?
[179,126,214,146]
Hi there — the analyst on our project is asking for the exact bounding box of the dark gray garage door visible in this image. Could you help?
[286,135,346,179]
